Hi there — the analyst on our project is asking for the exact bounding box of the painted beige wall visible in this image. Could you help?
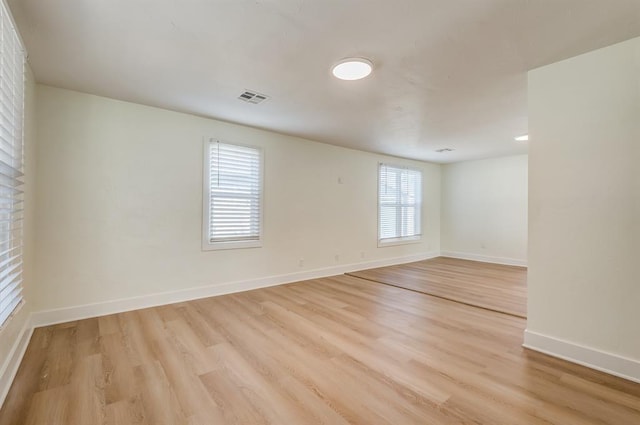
[441,155,528,265]
[0,67,36,371]
[33,85,441,312]
[528,37,640,359]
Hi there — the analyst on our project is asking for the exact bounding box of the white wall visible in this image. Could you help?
[33,85,441,314]
[527,37,640,380]
[441,155,528,266]
[0,66,37,402]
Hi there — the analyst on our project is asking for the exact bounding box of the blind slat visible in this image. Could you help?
[0,270,21,294]
[0,254,20,275]
[0,289,22,328]
[207,141,262,245]
[0,0,25,327]
[378,164,422,241]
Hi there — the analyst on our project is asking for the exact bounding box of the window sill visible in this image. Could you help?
[202,240,262,251]
[377,236,422,248]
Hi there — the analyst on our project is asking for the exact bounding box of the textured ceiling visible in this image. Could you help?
[8,0,640,163]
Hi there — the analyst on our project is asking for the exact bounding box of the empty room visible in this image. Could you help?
[0,1,639,424]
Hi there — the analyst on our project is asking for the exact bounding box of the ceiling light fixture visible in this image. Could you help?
[331,58,373,81]
[515,134,529,141]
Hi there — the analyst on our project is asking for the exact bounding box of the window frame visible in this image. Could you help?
[377,163,423,247]
[202,139,264,251]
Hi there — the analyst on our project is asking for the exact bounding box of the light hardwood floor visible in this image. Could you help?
[1,273,639,424]
[348,256,527,317]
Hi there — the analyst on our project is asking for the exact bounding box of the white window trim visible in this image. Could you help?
[202,139,264,251]
[377,235,422,248]
[377,162,423,247]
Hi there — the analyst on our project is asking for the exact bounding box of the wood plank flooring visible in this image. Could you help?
[1,272,639,424]
[347,256,527,318]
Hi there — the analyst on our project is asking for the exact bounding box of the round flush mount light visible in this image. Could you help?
[514,134,529,142]
[331,58,373,80]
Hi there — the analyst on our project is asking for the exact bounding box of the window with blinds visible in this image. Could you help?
[378,163,422,245]
[203,140,263,250]
[0,1,25,327]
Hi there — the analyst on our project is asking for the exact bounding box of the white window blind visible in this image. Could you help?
[378,164,422,244]
[204,140,262,250]
[0,1,25,327]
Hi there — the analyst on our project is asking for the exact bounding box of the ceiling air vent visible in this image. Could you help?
[238,90,270,104]
[435,148,455,153]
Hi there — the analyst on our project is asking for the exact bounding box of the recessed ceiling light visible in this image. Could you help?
[515,134,529,141]
[331,58,373,81]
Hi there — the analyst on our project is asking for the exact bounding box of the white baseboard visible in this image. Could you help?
[440,250,527,267]
[523,330,640,384]
[0,319,34,408]
[31,251,440,328]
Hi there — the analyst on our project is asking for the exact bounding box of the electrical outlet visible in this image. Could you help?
[334,254,340,262]
[298,258,304,267]
[360,251,365,259]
